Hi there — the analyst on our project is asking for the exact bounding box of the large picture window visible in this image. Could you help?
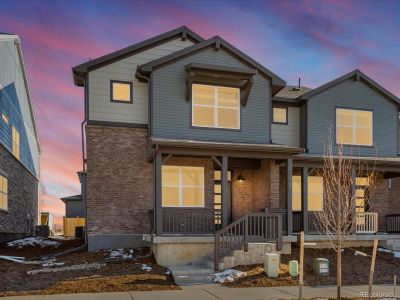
[0,175,8,211]
[336,108,373,146]
[292,175,323,212]
[162,166,204,207]
[192,84,240,129]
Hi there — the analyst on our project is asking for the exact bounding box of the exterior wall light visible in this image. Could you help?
[237,174,245,182]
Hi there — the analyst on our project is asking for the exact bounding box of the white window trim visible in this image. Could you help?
[336,108,373,146]
[162,166,205,208]
[192,84,240,130]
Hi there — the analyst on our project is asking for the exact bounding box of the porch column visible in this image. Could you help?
[222,155,229,227]
[351,166,356,233]
[302,167,309,234]
[155,151,162,235]
[286,158,293,235]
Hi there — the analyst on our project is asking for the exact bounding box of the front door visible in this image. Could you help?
[214,170,232,228]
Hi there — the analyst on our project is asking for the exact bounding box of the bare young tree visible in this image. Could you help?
[314,137,377,300]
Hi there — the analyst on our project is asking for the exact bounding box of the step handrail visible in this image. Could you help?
[214,212,283,270]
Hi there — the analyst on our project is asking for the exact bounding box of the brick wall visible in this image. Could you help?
[86,125,154,235]
[0,145,38,235]
[232,160,280,220]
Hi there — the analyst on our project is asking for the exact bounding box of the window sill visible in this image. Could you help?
[190,125,241,132]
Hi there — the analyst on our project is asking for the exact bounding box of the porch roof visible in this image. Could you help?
[150,137,304,155]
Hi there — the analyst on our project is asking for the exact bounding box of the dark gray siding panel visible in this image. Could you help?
[66,201,86,218]
[307,78,398,157]
[151,47,271,144]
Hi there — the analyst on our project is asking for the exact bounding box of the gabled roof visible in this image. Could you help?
[298,69,400,107]
[273,85,313,100]
[138,36,286,95]
[72,26,204,86]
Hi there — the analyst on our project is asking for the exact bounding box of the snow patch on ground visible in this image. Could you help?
[27,262,106,275]
[164,269,171,275]
[211,269,246,283]
[41,259,65,267]
[141,264,152,272]
[378,247,400,258]
[7,237,60,248]
[107,248,134,259]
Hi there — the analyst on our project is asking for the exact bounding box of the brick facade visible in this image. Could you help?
[232,159,280,220]
[0,145,38,240]
[86,125,154,235]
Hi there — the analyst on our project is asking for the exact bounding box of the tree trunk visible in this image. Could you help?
[337,244,342,300]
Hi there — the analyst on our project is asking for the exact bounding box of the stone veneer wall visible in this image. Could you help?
[0,145,38,242]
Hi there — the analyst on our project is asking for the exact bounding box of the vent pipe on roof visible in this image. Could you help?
[293,78,301,90]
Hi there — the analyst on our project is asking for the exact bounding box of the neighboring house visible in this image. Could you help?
[72,26,400,269]
[40,212,54,231]
[0,33,40,243]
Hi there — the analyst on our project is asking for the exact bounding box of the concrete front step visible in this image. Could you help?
[169,263,215,286]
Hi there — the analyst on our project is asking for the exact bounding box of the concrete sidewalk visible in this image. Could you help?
[2,284,397,300]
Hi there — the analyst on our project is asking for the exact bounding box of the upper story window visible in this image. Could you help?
[162,166,204,207]
[272,107,287,124]
[0,175,8,211]
[192,84,240,130]
[12,126,20,160]
[1,113,8,124]
[336,108,373,146]
[110,80,133,103]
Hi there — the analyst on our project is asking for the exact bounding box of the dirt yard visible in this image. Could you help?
[224,246,400,288]
[0,237,178,297]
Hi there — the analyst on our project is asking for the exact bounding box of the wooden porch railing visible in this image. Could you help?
[386,214,400,233]
[356,212,378,234]
[215,213,282,270]
[161,208,220,234]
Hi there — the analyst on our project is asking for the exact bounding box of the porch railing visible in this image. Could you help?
[215,213,282,270]
[386,214,400,233]
[162,208,220,234]
[356,212,378,234]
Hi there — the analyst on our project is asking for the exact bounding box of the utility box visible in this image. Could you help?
[288,260,299,277]
[313,258,329,276]
[264,253,279,278]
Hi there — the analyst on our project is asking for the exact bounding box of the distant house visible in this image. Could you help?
[61,171,86,237]
[0,33,40,243]
[40,212,54,231]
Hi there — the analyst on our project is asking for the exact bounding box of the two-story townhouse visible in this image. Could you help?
[0,34,40,243]
[72,26,400,272]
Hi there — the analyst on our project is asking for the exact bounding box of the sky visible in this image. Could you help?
[1,0,399,225]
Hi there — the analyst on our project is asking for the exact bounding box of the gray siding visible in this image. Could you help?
[0,39,40,177]
[271,106,300,147]
[307,78,399,157]
[88,38,194,124]
[151,46,271,144]
[65,201,85,218]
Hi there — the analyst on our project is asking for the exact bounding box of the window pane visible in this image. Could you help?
[193,106,214,127]
[162,187,179,206]
[112,82,131,101]
[356,198,365,207]
[292,176,302,211]
[356,111,372,128]
[2,177,7,194]
[12,127,20,160]
[193,84,214,105]
[214,184,221,194]
[214,194,221,203]
[162,166,179,186]
[308,176,323,212]
[1,113,8,124]
[182,167,204,186]
[273,107,287,123]
[337,109,353,126]
[217,86,239,108]
[218,108,239,129]
[214,171,221,180]
[337,127,353,144]
[356,189,365,198]
[182,187,203,207]
[356,177,369,186]
[355,128,372,145]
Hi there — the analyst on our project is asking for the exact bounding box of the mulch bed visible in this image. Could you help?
[224,246,400,288]
[0,238,178,297]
